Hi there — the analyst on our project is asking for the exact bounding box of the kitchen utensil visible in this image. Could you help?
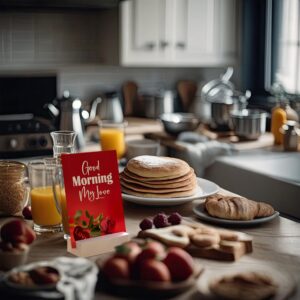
[135,90,174,119]
[281,120,300,151]
[45,91,85,150]
[92,91,124,123]
[122,81,138,116]
[230,109,267,140]
[201,67,236,130]
[177,80,198,112]
[160,113,200,135]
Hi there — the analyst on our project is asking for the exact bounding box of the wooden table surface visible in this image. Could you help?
[1,189,300,299]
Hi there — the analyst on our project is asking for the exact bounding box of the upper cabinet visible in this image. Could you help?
[120,0,238,67]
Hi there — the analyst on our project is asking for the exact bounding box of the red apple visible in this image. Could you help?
[163,247,194,281]
[0,219,36,245]
[139,259,171,282]
[114,241,142,264]
[102,257,130,280]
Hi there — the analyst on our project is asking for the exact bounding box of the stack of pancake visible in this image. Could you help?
[120,155,198,198]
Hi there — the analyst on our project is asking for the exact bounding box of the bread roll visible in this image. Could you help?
[205,194,275,221]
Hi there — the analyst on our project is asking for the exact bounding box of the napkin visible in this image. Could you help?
[176,132,235,177]
[55,257,98,300]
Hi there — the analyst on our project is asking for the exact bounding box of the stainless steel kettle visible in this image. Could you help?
[89,91,124,123]
[45,91,86,150]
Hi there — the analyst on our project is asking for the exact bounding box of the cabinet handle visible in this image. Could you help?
[176,42,186,49]
[143,42,155,50]
[160,40,169,49]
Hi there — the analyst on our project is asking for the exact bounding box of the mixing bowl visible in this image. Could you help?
[160,113,200,135]
[230,109,267,140]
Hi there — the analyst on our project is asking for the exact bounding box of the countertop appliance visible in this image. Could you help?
[0,76,57,158]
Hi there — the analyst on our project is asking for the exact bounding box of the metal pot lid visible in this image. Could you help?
[201,68,235,104]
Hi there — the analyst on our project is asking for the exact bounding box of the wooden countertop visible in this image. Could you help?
[1,188,299,299]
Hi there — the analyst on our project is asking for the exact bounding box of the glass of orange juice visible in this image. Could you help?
[98,120,127,159]
[28,160,62,233]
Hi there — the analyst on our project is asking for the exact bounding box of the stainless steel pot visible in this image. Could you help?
[141,90,175,119]
[230,109,267,140]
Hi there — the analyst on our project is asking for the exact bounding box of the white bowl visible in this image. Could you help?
[126,139,160,160]
[0,247,29,271]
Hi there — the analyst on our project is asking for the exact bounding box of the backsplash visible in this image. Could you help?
[58,66,234,105]
[0,10,240,110]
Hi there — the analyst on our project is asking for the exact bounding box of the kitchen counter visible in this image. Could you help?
[0,188,299,299]
[204,147,300,220]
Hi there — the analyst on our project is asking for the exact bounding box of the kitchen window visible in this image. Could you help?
[266,0,300,94]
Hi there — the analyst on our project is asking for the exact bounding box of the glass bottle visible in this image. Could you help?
[271,103,287,145]
[50,130,77,239]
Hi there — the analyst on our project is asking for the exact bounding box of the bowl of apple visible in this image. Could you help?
[0,219,36,271]
[96,239,203,297]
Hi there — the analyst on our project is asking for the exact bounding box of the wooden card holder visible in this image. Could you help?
[67,232,130,257]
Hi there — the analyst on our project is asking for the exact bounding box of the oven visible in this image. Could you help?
[0,76,57,158]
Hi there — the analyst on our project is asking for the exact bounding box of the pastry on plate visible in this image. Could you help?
[205,194,275,220]
[209,271,278,300]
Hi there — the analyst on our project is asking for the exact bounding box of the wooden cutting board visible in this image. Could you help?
[145,130,274,152]
[138,220,252,261]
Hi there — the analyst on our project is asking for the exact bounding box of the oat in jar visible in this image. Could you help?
[0,161,30,215]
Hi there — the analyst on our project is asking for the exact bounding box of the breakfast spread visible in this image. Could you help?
[138,219,252,261]
[209,272,278,300]
[120,155,198,198]
[205,193,275,220]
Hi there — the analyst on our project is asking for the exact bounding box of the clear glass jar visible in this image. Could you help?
[0,161,30,215]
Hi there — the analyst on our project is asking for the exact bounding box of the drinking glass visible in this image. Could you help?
[98,121,127,159]
[50,130,77,158]
[52,165,69,239]
[28,160,62,233]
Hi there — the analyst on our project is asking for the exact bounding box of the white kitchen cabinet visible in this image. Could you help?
[120,0,237,67]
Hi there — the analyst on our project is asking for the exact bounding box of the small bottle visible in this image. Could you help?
[271,102,287,145]
[281,121,300,151]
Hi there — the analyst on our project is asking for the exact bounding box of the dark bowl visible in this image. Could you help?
[160,113,200,135]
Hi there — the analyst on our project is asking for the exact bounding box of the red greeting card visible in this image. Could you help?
[61,150,126,248]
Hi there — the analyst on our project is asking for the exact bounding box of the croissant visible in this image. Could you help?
[205,194,275,221]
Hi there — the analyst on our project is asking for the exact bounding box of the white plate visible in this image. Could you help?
[197,264,296,300]
[122,178,219,206]
[193,202,280,226]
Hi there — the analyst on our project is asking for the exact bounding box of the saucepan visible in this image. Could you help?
[230,109,267,140]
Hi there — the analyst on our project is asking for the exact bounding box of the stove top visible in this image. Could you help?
[0,114,55,158]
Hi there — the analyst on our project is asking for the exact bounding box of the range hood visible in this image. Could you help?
[0,0,121,9]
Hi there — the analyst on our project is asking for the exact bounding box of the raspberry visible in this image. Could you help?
[139,218,153,230]
[22,206,32,220]
[153,213,169,228]
[168,212,182,225]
